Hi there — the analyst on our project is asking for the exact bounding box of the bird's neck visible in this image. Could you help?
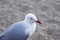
[24,21,36,37]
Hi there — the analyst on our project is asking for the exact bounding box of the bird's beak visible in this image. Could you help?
[35,20,42,24]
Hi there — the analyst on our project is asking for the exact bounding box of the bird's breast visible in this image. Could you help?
[25,23,36,37]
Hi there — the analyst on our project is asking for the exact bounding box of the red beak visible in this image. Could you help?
[35,20,42,24]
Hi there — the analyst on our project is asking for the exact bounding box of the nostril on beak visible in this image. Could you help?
[36,20,42,24]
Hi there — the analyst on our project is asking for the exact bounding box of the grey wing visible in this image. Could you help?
[0,22,29,40]
[0,34,4,40]
[0,29,29,40]
[0,35,4,39]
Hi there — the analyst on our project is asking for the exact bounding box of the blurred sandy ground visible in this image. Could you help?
[0,0,60,40]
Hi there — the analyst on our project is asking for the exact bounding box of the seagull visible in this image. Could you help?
[0,13,42,40]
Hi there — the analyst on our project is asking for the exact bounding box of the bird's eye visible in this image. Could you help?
[30,18,33,20]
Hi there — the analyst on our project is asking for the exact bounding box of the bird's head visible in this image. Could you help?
[24,13,42,24]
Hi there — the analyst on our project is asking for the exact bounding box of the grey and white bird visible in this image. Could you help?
[0,13,42,40]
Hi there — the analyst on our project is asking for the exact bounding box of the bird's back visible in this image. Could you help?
[0,21,29,40]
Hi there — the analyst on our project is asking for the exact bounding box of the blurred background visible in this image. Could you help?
[0,0,60,40]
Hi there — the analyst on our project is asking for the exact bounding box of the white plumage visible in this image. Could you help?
[0,13,41,40]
